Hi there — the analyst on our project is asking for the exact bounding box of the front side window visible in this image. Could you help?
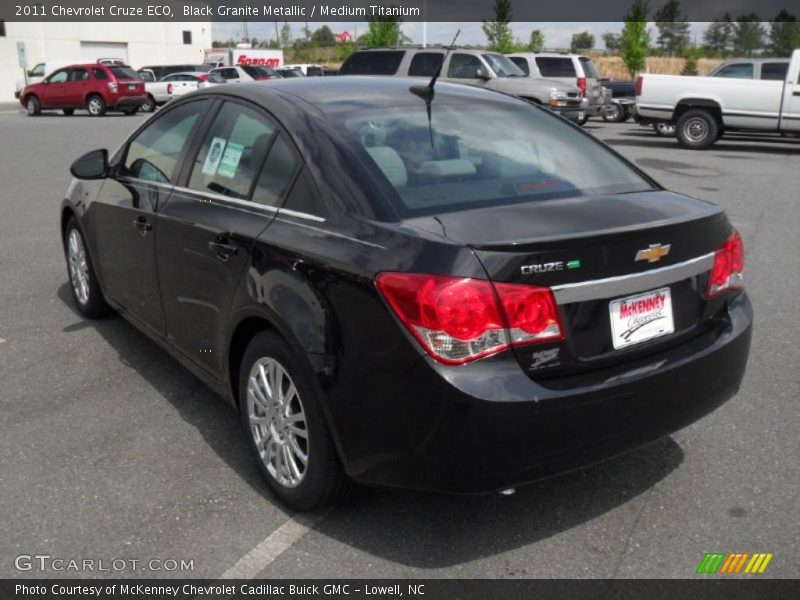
[761,62,788,80]
[408,53,445,77]
[535,57,576,77]
[482,54,524,77]
[508,57,531,75]
[123,100,207,183]
[188,102,277,200]
[447,54,483,79]
[341,102,653,217]
[48,70,68,83]
[714,63,754,79]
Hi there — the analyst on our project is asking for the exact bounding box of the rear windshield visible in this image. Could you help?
[340,102,653,217]
[535,57,576,77]
[578,57,599,79]
[109,67,140,80]
[340,51,405,75]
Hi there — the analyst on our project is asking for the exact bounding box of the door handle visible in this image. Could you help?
[132,217,152,234]
[208,237,238,259]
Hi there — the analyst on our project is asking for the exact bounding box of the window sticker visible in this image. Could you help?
[202,137,227,176]
[218,142,244,179]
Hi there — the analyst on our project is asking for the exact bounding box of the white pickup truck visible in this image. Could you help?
[137,69,173,112]
[635,49,800,149]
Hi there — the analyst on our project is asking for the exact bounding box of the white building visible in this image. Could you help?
[0,21,212,101]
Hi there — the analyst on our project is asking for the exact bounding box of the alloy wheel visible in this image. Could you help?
[246,357,309,488]
[67,229,90,305]
[88,98,103,115]
[683,118,708,143]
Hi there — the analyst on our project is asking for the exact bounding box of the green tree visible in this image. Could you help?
[681,46,702,74]
[620,0,651,77]
[570,31,596,53]
[654,0,691,56]
[311,25,337,47]
[602,32,622,53]
[768,10,800,57]
[279,22,292,48]
[528,29,545,52]
[363,13,405,47]
[703,14,734,57]
[733,14,765,57]
[482,0,515,53]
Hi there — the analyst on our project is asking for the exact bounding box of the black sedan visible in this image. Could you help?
[61,78,752,510]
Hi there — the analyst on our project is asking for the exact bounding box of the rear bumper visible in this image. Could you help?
[338,293,752,494]
[112,95,147,110]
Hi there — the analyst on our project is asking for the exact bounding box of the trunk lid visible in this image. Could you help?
[407,191,732,379]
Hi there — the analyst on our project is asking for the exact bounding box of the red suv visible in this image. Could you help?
[20,63,147,117]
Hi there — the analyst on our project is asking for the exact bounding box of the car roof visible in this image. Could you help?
[190,75,523,112]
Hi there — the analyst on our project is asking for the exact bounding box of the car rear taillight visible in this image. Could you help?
[107,81,118,93]
[707,230,745,298]
[635,75,643,96]
[376,273,564,365]
[198,74,208,82]
[577,77,587,97]
[167,83,173,95]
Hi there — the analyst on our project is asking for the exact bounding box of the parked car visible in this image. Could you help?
[276,68,305,78]
[15,58,121,98]
[137,69,173,112]
[340,48,584,123]
[20,63,147,116]
[161,71,226,96]
[138,64,212,81]
[636,49,800,148]
[283,63,325,76]
[210,65,279,83]
[61,77,752,510]
[507,53,608,124]
[707,58,790,80]
[601,80,636,122]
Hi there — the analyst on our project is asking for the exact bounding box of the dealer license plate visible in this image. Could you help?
[128,84,137,90]
[609,287,674,350]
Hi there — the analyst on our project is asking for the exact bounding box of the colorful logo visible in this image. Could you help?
[696,552,774,574]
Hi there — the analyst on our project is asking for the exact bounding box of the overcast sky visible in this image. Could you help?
[212,21,712,50]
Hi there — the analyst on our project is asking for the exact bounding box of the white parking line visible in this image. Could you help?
[218,510,330,579]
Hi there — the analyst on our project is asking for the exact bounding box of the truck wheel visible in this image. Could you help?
[26,96,41,116]
[86,94,106,117]
[603,104,623,122]
[676,109,719,150]
[653,122,676,136]
[140,95,156,113]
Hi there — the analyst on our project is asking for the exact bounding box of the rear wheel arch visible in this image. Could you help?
[674,99,722,122]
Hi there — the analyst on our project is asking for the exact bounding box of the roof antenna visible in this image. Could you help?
[410,29,460,148]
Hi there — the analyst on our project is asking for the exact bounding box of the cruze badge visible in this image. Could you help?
[635,243,671,263]
[521,259,581,275]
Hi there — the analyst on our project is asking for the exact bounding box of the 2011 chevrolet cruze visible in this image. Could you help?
[61,78,752,510]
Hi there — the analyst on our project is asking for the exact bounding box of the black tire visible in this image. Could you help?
[140,95,156,113]
[123,108,138,116]
[602,104,624,123]
[653,122,676,137]
[676,109,719,150]
[62,108,75,116]
[86,94,106,117]
[239,331,351,511]
[63,217,111,319]
[26,95,41,116]
[578,116,589,126]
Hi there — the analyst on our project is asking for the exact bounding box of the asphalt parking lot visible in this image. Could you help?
[0,104,798,579]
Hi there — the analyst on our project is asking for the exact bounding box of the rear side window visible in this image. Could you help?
[508,57,530,75]
[68,68,89,82]
[535,57,576,77]
[252,137,299,207]
[578,57,599,79]
[93,67,108,80]
[109,66,139,80]
[188,102,277,200]
[408,53,445,77]
[123,101,206,183]
[760,62,788,80]
[307,66,324,76]
[714,63,754,78]
[340,51,405,75]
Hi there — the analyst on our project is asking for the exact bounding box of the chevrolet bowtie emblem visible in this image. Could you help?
[635,243,671,263]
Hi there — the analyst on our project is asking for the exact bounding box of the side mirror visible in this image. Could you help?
[70,149,108,180]
[475,67,491,80]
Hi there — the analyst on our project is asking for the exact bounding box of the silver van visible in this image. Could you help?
[340,48,585,123]
[507,53,607,123]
